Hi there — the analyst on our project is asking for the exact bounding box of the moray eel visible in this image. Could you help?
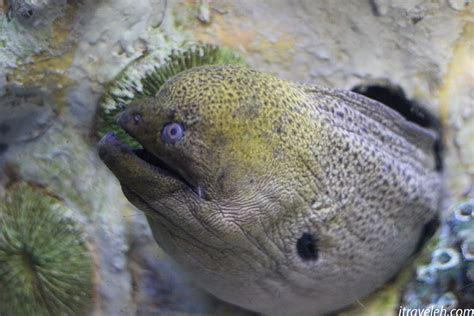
[98,66,442,315]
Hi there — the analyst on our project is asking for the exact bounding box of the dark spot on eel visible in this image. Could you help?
[297,233,319,261]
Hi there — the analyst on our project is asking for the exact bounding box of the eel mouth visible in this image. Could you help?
[132,147,191,184]
[98,132,204,198]
[133,146,207,198]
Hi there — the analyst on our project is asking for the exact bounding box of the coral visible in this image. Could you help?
[0,183,94,316]
[402,198,474,309]
[96,43,245,147]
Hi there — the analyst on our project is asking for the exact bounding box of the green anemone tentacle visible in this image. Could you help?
[0,183,94,316]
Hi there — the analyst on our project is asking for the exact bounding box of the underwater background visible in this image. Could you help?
[0,0,473,315]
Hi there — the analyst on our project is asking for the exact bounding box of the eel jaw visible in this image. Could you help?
[98,132,204,198]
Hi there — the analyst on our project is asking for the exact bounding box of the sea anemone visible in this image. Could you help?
[0,183,94,316]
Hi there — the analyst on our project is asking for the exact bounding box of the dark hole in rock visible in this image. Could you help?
[0,123,11,135]
[24,9,34,18]
[459,204,472,216]
[351,84,443,171]
[0,144,8,155]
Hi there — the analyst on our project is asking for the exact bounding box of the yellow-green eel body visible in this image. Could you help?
[98,66,442,315]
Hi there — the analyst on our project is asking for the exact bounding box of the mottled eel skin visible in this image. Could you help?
[98,66,442,315]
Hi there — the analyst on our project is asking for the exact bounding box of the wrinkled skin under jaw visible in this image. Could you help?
[98,132,194,199]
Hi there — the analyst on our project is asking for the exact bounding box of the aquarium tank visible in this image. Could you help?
[0,1,473,315]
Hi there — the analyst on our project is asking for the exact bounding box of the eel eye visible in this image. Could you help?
[297,233,319,261]
[162,123,184,144]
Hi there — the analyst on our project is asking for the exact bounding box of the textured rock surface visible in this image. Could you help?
[0,0,472,315]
